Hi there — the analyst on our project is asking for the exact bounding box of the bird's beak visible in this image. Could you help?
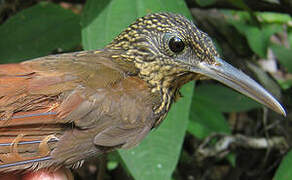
[190,57,286,116]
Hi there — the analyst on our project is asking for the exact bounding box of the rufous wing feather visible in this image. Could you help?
[0,51,156,172]
[0,62,67,171]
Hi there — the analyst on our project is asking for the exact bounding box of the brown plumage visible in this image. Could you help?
[0,12,285,172]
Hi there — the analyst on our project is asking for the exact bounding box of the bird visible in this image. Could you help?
[0,12,285,172]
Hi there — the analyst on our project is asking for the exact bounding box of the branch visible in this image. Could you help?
[196,133,289,160]
[186,0,292,15]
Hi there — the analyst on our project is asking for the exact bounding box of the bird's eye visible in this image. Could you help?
[168,37,185,53]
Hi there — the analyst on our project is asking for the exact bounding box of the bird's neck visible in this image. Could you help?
[104,47,196,127]
[133,60,196,127]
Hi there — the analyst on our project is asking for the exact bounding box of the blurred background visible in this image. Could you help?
[0,0,291,180]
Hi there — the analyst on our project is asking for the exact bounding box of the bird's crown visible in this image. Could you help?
[107,12,219,67]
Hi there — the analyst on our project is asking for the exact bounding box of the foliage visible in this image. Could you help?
[0,2,81,62]
[0,0,291,179]
[274,149,292,180]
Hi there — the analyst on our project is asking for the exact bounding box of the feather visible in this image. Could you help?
[0,51,158,172]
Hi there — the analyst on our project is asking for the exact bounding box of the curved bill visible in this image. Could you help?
[190,57,286,116]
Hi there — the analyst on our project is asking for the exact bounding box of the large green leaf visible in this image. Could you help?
[0,2,81,63]
[188,102,231,139]
[192,84,261,112]
[188,82,265,140]
[81,0,136,50]
[234,23,281,58]
[271,44,292,73]
[119,82,194,180]
[81,0,191,50]
[274,150,292,180]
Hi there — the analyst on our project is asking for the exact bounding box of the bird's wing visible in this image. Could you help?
[0,50,158,171]
[0,51,129,127]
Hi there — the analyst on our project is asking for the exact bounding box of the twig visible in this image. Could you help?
[196,133,289,159]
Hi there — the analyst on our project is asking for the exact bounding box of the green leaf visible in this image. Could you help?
[288,31,292,51]
[195,0,216,7]
[107,152,120,171]
[107,161,119,171]
[0,2,81,63]
[226,153,236,167]
[271,44,292,73]
[81,0,191,50]
[81,0,136,50]
[256,12,291,24]
[277,79,292,90]
[244,26,266,58]
[192,84,261,112]
[274,150,292,180]
[119,82,194,180]
[243,24,282,58]
[227,15,282,58]
[188,102,231,139]
[222,10,251,22]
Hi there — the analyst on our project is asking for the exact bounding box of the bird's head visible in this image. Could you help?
[107,12,286,116]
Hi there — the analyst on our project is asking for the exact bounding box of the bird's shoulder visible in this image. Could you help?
[21,50,139,90]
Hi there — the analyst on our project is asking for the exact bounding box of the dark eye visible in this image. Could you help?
[168,37,185,53]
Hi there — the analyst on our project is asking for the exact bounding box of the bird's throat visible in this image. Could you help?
[133,60,196,127]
